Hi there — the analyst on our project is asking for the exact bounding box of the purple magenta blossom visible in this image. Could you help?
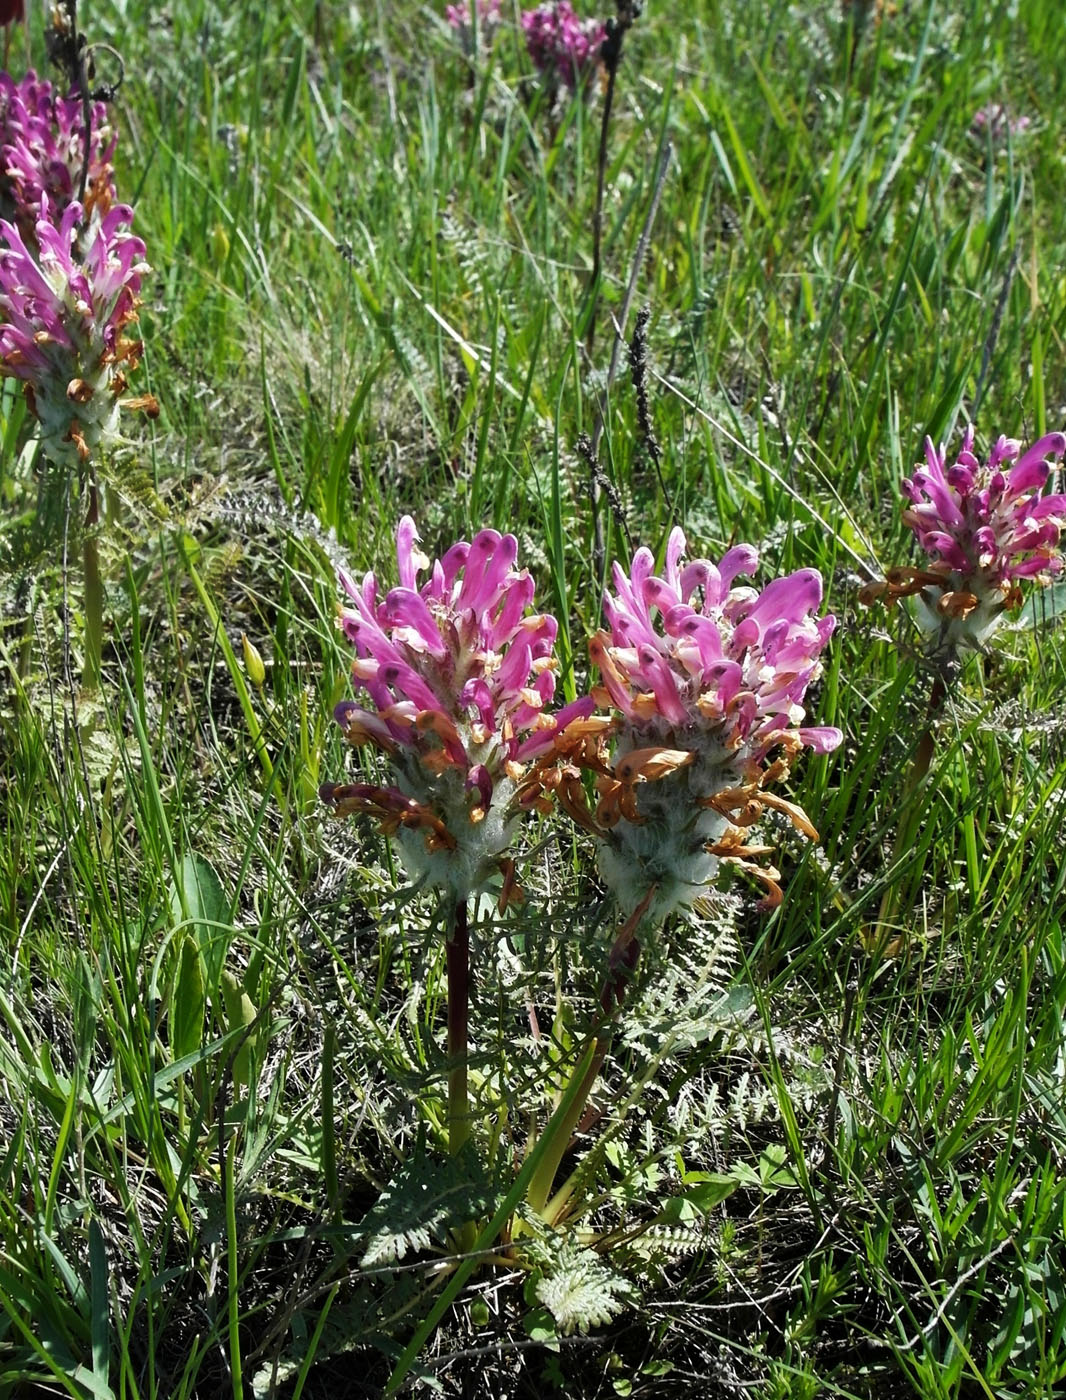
[578,529,841,921]
[521,2,605,91]
[891,425,1066,647]
[969,103,1030,148]
[0,199,153,467]
[321,517,594,899]
[445,0,502,49]
[0,71,116,235]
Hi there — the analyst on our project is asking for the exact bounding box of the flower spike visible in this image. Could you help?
[862,424,1066,649]
[581,528,841,924]
[0,199,155,468]
[521,1,605,91]
[0,71,117,234]
[323,517,594,901]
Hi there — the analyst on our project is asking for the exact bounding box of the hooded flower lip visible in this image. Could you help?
[862,425,1066,647]
[0,198,154,467]
[521,1,606,90]
[323,516,594,899]
[544,528,841,922]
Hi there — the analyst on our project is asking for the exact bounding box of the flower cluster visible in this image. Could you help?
[862,426,1066,649]
[323,519,842,925]
[445,0,502,51]
[321,517,592,901]
[566,529,841,923]
[0,71,116,236]
[969,103,1030,147]
[0,200,154,467]
[521,1,605,91]
[0,68,155,466]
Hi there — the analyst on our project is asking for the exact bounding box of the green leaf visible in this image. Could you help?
[171,935,206,1061]
[88,1217,110,1390]
[359,1146,497,1269]
[759,1144,797,1190]
[219,970,258,1093]
[521,1306,560,1351]
[169,853,230,987]
[658,1173,739,1223]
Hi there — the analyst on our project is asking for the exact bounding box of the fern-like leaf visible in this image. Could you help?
[532,1243,635,1336]
[359,1148,496,1268]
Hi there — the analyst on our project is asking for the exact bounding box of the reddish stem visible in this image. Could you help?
[446,899,471,1155]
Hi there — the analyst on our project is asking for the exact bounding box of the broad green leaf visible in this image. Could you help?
[171,934,206,1061]
[169,852,230,986]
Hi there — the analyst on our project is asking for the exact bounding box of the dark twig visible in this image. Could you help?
[587,138,671,575]
[576,431,631,554]
[599,137,672,429]
[629,306,669,506]
[46,1,122,208]
[46,2,91,203]
[587,0,642,353]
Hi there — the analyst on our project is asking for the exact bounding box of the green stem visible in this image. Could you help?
[521,892,655,1224]
[874,662,954,941]
[446,898,470,1157]
[224,1130,244,1400]
[82,481,103,690]
[386,1039,598,1396]
[523,1039,602,1225]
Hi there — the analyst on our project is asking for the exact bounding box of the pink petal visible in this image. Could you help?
[1008,432,1066,488]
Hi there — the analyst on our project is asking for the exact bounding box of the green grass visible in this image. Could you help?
[2,0,1066,1395]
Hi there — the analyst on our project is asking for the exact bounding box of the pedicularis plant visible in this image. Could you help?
[862,424,1066,942]
[8,3,1066,1395]
[320,518,841,1276]
[321,518,593,1156]
[0,56,156,686]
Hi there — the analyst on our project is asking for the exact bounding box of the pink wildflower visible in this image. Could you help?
[0,199,155,467]
[863,426,1066,648]
[445,0,502,49]
[0,71,116,236]
[521,1,605,91]
[969,103,1030,147]
[544,529,841,921]
[321,517,594,900]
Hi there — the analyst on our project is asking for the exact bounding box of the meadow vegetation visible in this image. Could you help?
[2,1,1066,1396]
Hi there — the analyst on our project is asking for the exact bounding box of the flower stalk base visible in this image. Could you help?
[446,898,471,1157]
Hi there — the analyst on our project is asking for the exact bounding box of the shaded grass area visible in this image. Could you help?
[2,1,1066,1396]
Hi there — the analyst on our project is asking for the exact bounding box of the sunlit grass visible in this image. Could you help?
[1,1,1065,1396]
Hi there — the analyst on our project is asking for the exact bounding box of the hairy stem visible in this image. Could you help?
[446,898,471,1156]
